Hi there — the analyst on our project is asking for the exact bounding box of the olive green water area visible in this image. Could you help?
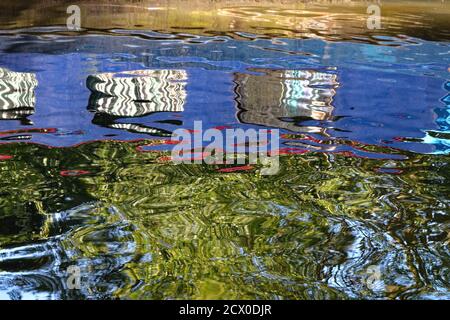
[0,141,448,299]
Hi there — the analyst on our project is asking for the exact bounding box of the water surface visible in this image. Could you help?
[0,0,449,299]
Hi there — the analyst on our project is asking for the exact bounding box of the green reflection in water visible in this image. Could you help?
[0,141,448,299]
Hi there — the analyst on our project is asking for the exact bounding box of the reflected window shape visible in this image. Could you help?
[87,69,187,116]
[87,69,187,136]
[235,69,338,135]
[0,67,37,122]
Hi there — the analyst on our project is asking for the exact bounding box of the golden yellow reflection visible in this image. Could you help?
[0,1,448,42]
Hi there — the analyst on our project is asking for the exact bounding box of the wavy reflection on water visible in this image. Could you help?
[419,80,450,154]
[1,1,449,43]
[0,202,138,299]
[235,68,338,136]
[0,27,447,153]
[87,69,187,136]
[0,67,37,123]
[0,141,448,299]
[0,0,449,300]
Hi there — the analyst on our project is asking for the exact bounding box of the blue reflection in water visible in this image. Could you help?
[0,29,449,300]
[0,32,448,155]
[421,80,450,154]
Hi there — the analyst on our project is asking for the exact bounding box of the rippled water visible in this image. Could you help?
[0,1,449,299]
